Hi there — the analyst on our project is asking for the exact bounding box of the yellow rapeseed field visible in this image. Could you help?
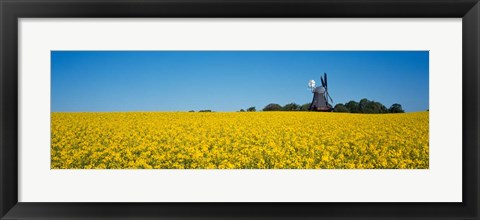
[51,112,429,169]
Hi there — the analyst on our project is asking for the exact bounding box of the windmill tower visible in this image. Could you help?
[308,73,333,111]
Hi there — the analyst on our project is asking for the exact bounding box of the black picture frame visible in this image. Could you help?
[1,0,479,219]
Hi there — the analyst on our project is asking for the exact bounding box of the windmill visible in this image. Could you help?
[308,73,333,111]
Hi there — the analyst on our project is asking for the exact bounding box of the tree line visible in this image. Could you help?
[191,98,405,113]
[333,98,404,113]
[240,103,311,112]
[258,98,404,113]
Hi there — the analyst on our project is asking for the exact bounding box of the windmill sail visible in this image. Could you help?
[324,73,328,88]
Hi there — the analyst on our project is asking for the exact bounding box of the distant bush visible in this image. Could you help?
[199,110,213,112]
[247,107,256,112]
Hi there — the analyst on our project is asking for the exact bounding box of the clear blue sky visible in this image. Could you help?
[51,51,428,112]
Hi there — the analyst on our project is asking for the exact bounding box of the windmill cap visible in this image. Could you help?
[315,87,326,93]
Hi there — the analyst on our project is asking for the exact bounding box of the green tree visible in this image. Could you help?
[364,100,387,114]
[247,106,256,112]
[263,103,282,111]
[345,100,360,113]
[300,103,310,111]
[333,104,349,112]
[378,102,388,113]
[239,109,245,112]
[389,103,405,113]
[359,98,370,112]
[282,103,301,111]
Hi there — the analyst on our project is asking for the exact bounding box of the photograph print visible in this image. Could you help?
[51,51,429,169]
